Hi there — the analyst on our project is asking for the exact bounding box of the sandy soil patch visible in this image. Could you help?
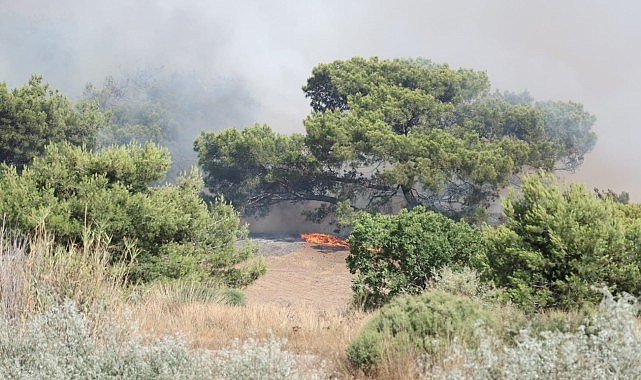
[244,243,354,312]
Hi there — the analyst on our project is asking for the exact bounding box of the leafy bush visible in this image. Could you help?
[0,142,259,283]
[427,289,641,379]
[347,289,504,373]
[212,337,325,380]
[346,207,486,309]
[484,172,641,311]
[0,300,213,379]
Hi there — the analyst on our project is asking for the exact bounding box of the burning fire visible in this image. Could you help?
[300,233,349,249]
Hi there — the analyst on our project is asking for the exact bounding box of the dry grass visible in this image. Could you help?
[0,223,130,320]
[130,297,374,378]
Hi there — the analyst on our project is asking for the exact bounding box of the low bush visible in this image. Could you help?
[427,289,641,379]
[0,142,260,284]
[0,300,213,379]
[347,289,505,374]
[140,280,246,307]
[427,266,496,300]
[212,337,325,380]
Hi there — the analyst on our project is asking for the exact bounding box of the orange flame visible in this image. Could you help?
[300,233,349,249]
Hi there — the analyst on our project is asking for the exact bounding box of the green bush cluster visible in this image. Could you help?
[347,172,641,313]
[347,270,641,377]
[0,75,104,170]
[347,288,510,373]
[484,172,641,311]
[345,172,641,375]
[0,142,261,283]
[346,206,486,309]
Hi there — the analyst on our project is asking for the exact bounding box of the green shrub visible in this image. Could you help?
[0,142,259,283]
[0,75,103,170]
[347,289,501,373]
[218,260,268,288]
[346,207,486,309]
[484,172,641,311]
[427,266,495,300]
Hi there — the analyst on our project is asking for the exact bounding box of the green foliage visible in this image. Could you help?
[536,100,597,171]
[218,260,267,288]
[595,187,630,204]
[197,57,596,223]
[346,206,486,309]
[0,75,103,170]
[0,300,214,379]
[484,172,641,311]
[0,142,258,283]
[427,266,497,301]
[83,75,178,147]
[346,289,501,373]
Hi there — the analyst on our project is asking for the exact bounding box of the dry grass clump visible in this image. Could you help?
[0,223,130,320]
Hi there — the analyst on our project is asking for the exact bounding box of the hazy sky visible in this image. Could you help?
[1,0,640,198]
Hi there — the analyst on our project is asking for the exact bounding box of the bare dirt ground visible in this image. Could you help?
[244,235,354,312]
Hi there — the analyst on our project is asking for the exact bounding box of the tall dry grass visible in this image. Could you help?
[0,222,130,321]
[130,294,374,378]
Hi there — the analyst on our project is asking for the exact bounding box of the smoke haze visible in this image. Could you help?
[1,0,640,198]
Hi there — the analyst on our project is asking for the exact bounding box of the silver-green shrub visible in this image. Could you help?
[427,289,641,379]
[212,337,325,380]
[0,300,213,379]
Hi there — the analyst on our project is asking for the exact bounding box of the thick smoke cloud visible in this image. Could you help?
[1,0,640,199]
